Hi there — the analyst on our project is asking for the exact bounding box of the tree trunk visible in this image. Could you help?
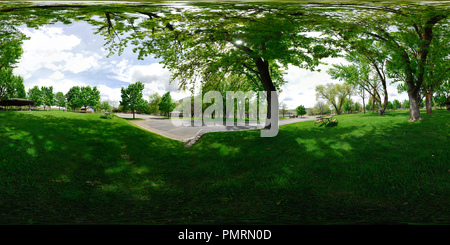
[362,95,366,114]
[425,89,433,114]
[408,89,424,121]
[378,93,388,116]
[255,58,277,130]
[372,96,375,113]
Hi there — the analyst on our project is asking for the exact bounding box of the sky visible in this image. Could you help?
[13,19,409,110]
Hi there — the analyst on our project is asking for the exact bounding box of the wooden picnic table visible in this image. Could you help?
[315,116,334,126]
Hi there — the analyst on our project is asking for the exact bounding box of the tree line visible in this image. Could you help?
[26,85,101,111]
[1,2,450,122]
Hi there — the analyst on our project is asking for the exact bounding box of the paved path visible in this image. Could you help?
[115,113,317,145]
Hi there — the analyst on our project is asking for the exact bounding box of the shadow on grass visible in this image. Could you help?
[0,111,183,224]
[184,110,450,224]
[122,117,146,121]
[0,110,449,224]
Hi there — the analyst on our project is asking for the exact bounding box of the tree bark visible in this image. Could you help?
[379,89,388,116]
[362,95,366,114]
[407,14,445,120]
[254,57,277,129]
[408,89,424,121]
[425,89,433,114]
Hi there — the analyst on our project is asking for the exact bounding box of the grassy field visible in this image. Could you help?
[0,109,449,224]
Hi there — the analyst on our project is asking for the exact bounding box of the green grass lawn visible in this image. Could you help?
[0,109,449,224]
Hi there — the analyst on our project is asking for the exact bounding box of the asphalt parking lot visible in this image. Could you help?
[115,113,317,144]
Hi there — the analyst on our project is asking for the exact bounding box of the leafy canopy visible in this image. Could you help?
[158,91,176,117]
[120,81,147,117]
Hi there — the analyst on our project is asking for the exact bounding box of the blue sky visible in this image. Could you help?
[13,19,408,109]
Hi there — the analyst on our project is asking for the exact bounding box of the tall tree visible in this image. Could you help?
[41,86,54,110]
[55,91,66,110]
[0,68,25,100]
[120,81,147,119]
[315,82,353,115]
[66,86,82,111]
[313,100,329,116]
[27,85,43,108]
[392,99,402,110]
[353,102,361,112]
[158,91,176,118]
[279,102,288,118]
[0,21,28,71]
[435,80,450,110]
[148,92,161,115]
[296,105,306,118]
[403,100,410,110]
[417,25,450,114]
[100,100,110,112]
[343,98,354,114]
[322,4,450,121]
[79,85,100,110]
[328,50,388,116]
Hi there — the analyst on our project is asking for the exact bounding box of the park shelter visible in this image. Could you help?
[81,106,95,113]
[0,98,35,111]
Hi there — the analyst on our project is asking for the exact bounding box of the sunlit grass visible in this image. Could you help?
[0,109,449,224]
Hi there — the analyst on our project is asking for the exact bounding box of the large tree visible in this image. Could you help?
[404,24,450,115]
[91,3,335,130]
[55,91,66,110]
[27,85,43,108]
[296,105,306,118]
[79,85,100,110]
[315,82,353,115]
[0,21,28,71]
[41,86,55,110]
[0,68,25,100]
[120,81,147,119]
[66,86,82,111]
[158,91,176,118]
[148,92,161,115]
[323,5,449,121]
[435,80,450,110]
[327,50,389,116]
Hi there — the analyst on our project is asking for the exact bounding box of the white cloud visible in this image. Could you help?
[97,84,122,103]
[63,52,101,73]
[18,26,101,75]
[108,62,188,97]
[21,27,80,55]
[49,71,64,80]
[105,59,131,82]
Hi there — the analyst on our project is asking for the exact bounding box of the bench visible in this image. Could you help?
[326,118,338,127]
[314,116,337,127]
[314,118,325,127]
